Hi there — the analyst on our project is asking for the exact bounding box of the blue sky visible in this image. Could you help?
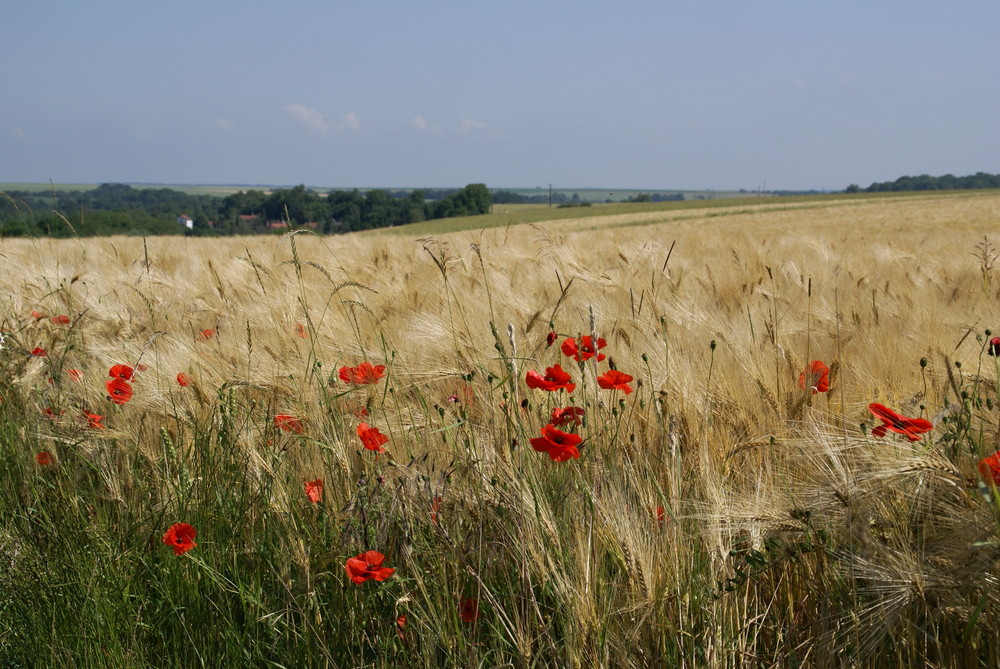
[2,0,998,191]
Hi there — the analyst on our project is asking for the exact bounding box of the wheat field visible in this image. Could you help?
[2,191,1000,667]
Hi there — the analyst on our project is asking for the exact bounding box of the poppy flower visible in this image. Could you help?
[197,328,215,341]
[176,372,192,387]
[35,451,54,466]
[83,411,106,429]
[656,506,666,528]
[561,336,607,362]
[529,423,583,462]
[109,364,134,381]
[162,522,197,556]
[305,478,323,503]
[43,407,63,421]
[31,347,47,357]
[31,310,46,320]
[979,451,1000,486]
[431,495,442,525]
[274,414,304,434]
[798,360,830,394]
[345,550,395,583]
[396,614,407,639]
[525,364,576,393]
[459,598,479,623]
[106,378,134,404]
[357,422,389,453]
[67,368,83,382]
[597,370,634,394]
[551,405,585,427]
[49,315,71,325]
[546,331,557,347]
[868,403,933,442]
[339,361,386,385]
[990,337,1000,357]
[295,322,307,338]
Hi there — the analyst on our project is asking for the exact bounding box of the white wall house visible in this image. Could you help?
[177,215,194,229]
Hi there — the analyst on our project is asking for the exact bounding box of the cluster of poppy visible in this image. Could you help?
[798,360,831,394]
[339,361,386,385]
[106,364,135,404]
[524,334,636,462]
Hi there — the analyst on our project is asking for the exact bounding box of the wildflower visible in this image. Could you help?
[295,322,307,338]
[108,364,134,381]
[656,506,667,528]
[431,495,442,525]
[529,423,582,462]
[597,369,634,394]
[345,550,395,583]
[305,479,323,503]
[979,451,1000,486]
[525,364,576,392]
[396,614,407,639]
[339,361,386,385]
[551,405,585,427]
[868,403,933,442]
[106,378,134,404]
[197,328,215,341]
[31,347,47,357]
[357,422,389,453]
[176,372,192,387]
[990,337,1000,357]
[459,598,479,623]
[43,407,63,421]
[546,331,557,347]
[561,335,607,362]
[83,411,106,429]
[35,451,54,466]
[798,360,830,394]
[67,368,83,382]
[31,310,46,320]
[274,414,304,434]
[162,522,197,556]
[50,315,71,325]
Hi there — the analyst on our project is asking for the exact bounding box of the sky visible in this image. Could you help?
[2,0,998,191]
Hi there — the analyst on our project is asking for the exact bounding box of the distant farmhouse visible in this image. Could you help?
[176,214,193,229]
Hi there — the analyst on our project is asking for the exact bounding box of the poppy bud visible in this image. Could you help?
[546,331,557,347]
[990,337,1000,357]
[920,357,928,368]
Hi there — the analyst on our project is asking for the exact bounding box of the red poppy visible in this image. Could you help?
[106,378,134,404]
[561,336,607,362]
[551,405,585,427]
[546,331,557,347]
[431,495,442,525]
[162,522,197,556]
[274,414,304,434]
[597,370,634,394]
[49,315,71,325]
[83,411,106,429]
[197,328,215,341]
[31,310,46,320]
[67,368,83,382]
[990,337,1000,357]
[339,361,386,385]
[459,598,479,623]
[357,422,389,453]
[396,614,407,639]
[525,364,576,392]
[529,423,583,462]
[176,372,192,387]
[305,479,323,503]
[656,506,666,528]
[979,451,1000,486]
[798,360,830,394]
[868,403,933,442]
[345,550,395,583]
[108,364,134,381]
[31,347,47,357]
[295,322,307,338]
[43,407,63,421]
[35,451,54,466]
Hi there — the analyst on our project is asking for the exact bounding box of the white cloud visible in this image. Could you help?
[285,103,331,136]
[410,115,441,134]
[216,118,234,132]
[460,117,489,133]
[338,111,361,133]
[13,127,28,139]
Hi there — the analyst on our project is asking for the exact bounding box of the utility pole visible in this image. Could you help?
[548,183,553,208]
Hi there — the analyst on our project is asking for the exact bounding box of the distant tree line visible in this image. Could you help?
[0,183,492,237]
[846,172,1000,193]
